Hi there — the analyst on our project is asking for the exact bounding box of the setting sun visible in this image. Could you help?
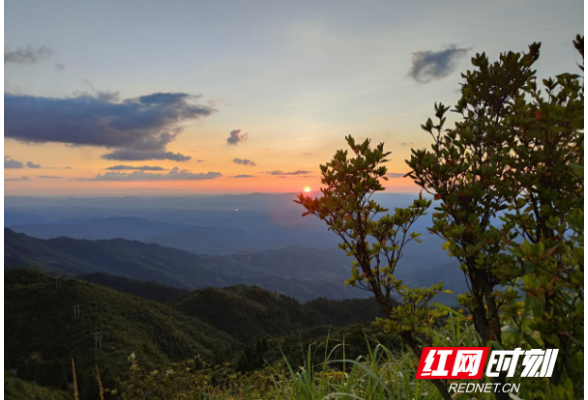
[304,187,311,193]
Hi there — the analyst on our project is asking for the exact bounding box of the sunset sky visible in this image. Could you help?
[4,0,582,196]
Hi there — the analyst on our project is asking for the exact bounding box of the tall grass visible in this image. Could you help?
[120,328,449,399]
[274,343,440,400]
[119,315,566,399]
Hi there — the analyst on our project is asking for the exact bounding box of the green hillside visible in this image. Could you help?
[177,285,386,343]
[5,373,70,400]
[79,272,191,304]
[5,269,239,392]
[178,285,320,343]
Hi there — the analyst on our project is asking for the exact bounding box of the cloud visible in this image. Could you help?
[233,174,256,178]
[89,167,222,181]
[387,172,407,178]
[5,45,52,65]
[196,159,204,163]
[233,158,256,166]
[105,165,166,171]
[399,142,414,146]
[39,175,62,179]
[55,63,65,71]
[101,149,191,161]
[408,46,470,83]
[5,157,47,169]
[4,156,24,169]
[5,176,28,181]
[226,129,248,145]
[5,92,216,161]
[264,170,311,176]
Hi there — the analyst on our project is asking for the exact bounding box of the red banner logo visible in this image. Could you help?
[416,347,490,379]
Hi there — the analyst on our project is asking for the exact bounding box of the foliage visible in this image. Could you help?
[118,338,433,400]
[116,314,581,399]
[16,358,69,390]
[501,35,584,395]
[265,324,401,371]
[406,35,584,398]
[295,136,451,398]
[5,373,71,400]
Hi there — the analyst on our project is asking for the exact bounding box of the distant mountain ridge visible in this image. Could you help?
[5,228,368,301]
[8,216,190,241]
[9,215,340,255]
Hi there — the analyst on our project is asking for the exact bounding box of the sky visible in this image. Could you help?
[3,0,583,196]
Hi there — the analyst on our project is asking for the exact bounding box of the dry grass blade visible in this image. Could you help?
[96,365,105,400]
[71,358,79,400]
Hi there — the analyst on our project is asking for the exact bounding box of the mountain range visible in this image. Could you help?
[5,223,467,302]
[5,228,369,301]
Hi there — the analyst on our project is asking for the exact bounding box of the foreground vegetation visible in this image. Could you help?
[5,373,71,400]
[296,35,583,399]
[114,313,569,400]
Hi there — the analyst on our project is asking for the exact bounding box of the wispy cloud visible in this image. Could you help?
[88,166,222,181]
[264,170,311,176]
[39,175,62,179]
[26,161,41,169]
[105,165,166,171]
[5,176,28,181]
[226,129,248,145]
[101,149,191,162]
[387,172,407,178]
[408,46,470,83]
[5,45,52,65]
[233,174,256,178]
[233,158,256,166]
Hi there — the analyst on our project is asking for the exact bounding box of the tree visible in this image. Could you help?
[501,35,584,396]
[406,36,583,398]
[297,35,583,399]
[295,136,451,399]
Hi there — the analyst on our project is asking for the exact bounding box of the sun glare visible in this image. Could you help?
[304,186,311,193]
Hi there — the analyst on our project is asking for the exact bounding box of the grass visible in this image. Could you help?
[276,342,438,400]
[118,313,562,399]
[118,328,457,400]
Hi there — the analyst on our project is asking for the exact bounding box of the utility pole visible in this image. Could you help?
[94,332,102,350]
[55,276,62,290]
[73,305,80,318]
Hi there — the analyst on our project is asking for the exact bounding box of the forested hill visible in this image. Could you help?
[4,268,239,396]
[80,272,387,344]
[5,268,388,397]
[80,272,191,304]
